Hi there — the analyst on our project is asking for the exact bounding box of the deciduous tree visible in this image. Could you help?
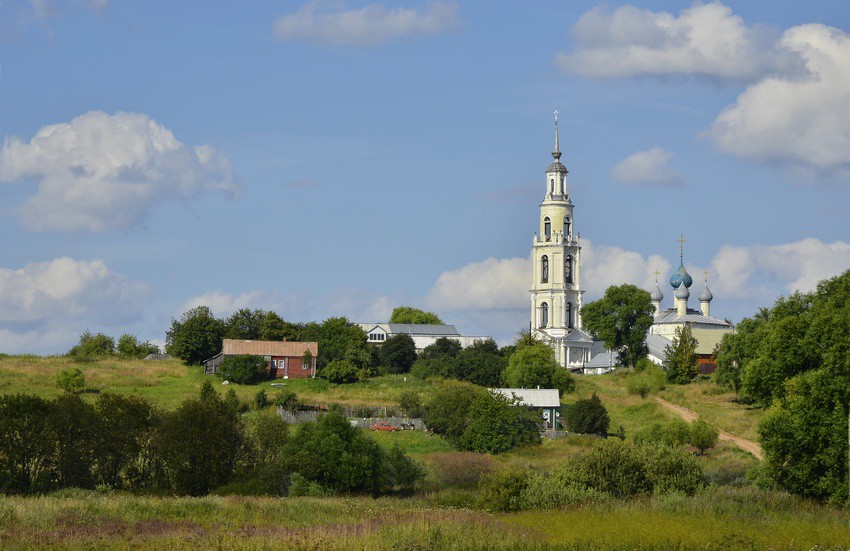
[166,306,225,365]
[581,284,654,368]
[389,306,443,325]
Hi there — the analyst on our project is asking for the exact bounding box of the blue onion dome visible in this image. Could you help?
[675,285,690,300]
[650,284,664,302]
[670,258,693,289]
[699,282,713,302]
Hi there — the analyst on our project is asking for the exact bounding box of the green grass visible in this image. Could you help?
[0,487,846,549]
[659,380,764,442]
[365,428,456,455]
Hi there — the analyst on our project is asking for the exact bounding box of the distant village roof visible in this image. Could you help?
[359,323,461,336]
[143,352,171,361]
[221,339,317,357]
[490,388,560,409]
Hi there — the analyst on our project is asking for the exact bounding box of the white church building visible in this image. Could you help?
[529,112,595,369]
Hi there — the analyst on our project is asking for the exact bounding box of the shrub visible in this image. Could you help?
[633,419,690,447]
[689,419,719,454]
[423,383,483,443]
[219,355,268,385]
[273,390,299,411]
[564,394,610,436]
[254,389,269,410]
[634,357,656,372]
[320,359,364,384]
[552,368,576,394]
[569,439,652,497]
[398,391,424,418]
[382,334,418,374]
[251,412,288,466]
[68,331,115,358]
[626,376,651,398]
[56,368,85,394]
[116,334,159,359]
[458,392,541,454]
[387,445,426,495]
[520,470,607,509]
[645,445,706,495]
[477,467,530,512]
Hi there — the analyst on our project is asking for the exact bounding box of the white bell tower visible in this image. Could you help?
[529,112,592,369]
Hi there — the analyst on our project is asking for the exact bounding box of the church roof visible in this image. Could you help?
[646,334,673,361]
[360,323,462,336]
[490,388,560,408]
[653,309,730,327]
[546,160,568,173]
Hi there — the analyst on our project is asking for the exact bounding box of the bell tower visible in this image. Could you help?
[530,112,590,368]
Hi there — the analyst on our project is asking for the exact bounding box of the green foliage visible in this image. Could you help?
[397,391,423,418]
[477,467,530,512]
[116,334,159,359]
[714,315,767,392]
[453,339,505,387]
[389,306,443,325]
[279,409,422,496]
[625,364,667,398]
[503,342,574,395]
[224,308,265,340]
[92,393,160,489]
[300,317,369,371]
[387,445,426,495]
[273,389,299,411]
[56,367,85,393]
[423,383,484,444]
[166,306,225,365]
[259,311,299,341]
[217,355,268,385]
[157,393,247,495]
[251,413,289,466]
[381,333,417,374]
[321,359,365,384]
[665,326,699,384]
[633,418,690,447]
[581,284,654,368]
[689,419,719,454]
[458,392,541,454]
[254,389,269,410]
[0,394,56,493]
[53,394,98,489]
[564,393,610,436]
[200,380,217,402]
[68,330,115,358]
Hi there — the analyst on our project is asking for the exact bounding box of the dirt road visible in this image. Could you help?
[654,396,764,460]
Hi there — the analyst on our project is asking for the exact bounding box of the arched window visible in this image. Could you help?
[566,302,573,328]
[564,216,571,238]
[541,255,549,283]
[541,302,549,328]
[561,176,565,195]
[544,217,551,241]
[550,178,554,194]
[565,255,572,284]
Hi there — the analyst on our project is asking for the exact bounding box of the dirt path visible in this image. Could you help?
[654,396,763,460]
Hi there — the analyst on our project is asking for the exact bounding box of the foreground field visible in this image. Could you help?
[1,487,847,550]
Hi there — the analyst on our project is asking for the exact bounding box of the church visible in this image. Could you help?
[529,114,731,374]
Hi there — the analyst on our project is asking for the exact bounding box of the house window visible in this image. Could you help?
[565,255,572,284]
[544,217,551,241]
[564,216,571,237]
[541,302,549,328]
[566,302,573,328]
[541,255,549,283]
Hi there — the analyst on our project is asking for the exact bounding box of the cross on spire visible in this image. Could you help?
[653,269,660,283]
[703,269,709,282]
[678,234,686,258]
[552,110,561,159]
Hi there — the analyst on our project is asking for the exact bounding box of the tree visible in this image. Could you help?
[459,392,541,454]
[320,359,363,384]
[92,393,159,489]
[166,306,225,365]
[389,306,443,325]
[581,284,654,368]
[157,394,247,495]
[453,339,505,387]
[53,394,98,489]
[224,308,265,340]
[565,394,609,436]
[259,311,299,341]
[68,330,115,358]
[503,342,574,395]
[411,337,462,379]
[306,317,370,371]
[116,334,159,359]
[251,412,289,466]
[382,334,417,374]
[423,383,484,444]
[56,367,86,393]
[0,394,56,493]
[665,326,698,384]
[274,389,300,412]
[688,419,718,454]
[217,354,268,384]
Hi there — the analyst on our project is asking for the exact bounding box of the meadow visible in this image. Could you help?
[1,355,835,549]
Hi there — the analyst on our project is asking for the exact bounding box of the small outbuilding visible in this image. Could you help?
[204,339,318,379]
[490,388,561,429]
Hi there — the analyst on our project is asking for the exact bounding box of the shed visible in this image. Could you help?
[490,388,561,429]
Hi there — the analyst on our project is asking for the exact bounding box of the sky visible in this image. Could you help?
[1,0,849,353]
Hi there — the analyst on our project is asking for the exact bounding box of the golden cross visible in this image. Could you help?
[703,269,709,282]
[677,234,686,257]
[653,269,660,283]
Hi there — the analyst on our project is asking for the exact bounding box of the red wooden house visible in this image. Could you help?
[203,339,318,379]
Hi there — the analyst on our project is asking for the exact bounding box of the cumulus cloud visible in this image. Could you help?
[0,111,239,232]
[273,1,461,46]
[707,24,850,173]
[556,2,799,81]
[0,257,152,353]
[611,147,685,186]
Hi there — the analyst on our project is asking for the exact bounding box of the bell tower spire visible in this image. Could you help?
[553,110,561,161]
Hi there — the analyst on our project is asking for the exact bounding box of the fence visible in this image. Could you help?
[277,407,424,430]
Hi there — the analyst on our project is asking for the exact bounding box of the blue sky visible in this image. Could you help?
[1,0,849,353]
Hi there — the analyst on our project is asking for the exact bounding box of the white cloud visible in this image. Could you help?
[556,2,798,81]
[0,111,239,232]
[426,257,529,311]
[707,24,850,173]
[0,257,152,353]
[273,1,461,46]
[611,147,685,186]
[708,238,850,300]
[580,240,672,299]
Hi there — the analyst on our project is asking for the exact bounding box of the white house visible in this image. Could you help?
[357,323,489,352]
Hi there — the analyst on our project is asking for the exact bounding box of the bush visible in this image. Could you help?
[320,359,364,384]
[520,470,607,509]
[458,392,541,454]
[569,439,653,497]
[633,419,690,447]
[116,334,159,359]
[218,355,268,385]
[689,419,719,454]
[68,331,115,358]
[423,383,483,443]
[477,467,530,512]
[382,334,418,374]
[645,445,706,495]
[564,394,610,436]
[254,389,269,410]
[398,391,424,418]
[56,368,85,394]
[273,390,299,411]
